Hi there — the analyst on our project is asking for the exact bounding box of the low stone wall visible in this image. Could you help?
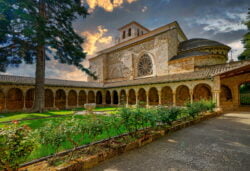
[19,112,222,171]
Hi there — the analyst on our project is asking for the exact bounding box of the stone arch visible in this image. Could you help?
[25,88,35,109]
[7,88,24,110]
[113,90,119,105]
[137,54,154,77]
[161,86,173,106]
[176,85,190,106]
[45,89,54,108]
[68,90,77,107]
[106,91,111,105]
[79,90,87,106]
[55,89,66,109]
[88,91,95,103]
[96,91,103,105]
[120,90,127,105]
[138,88,147,106]
[193,83,212,101]
[128,89,136,105]
[149,87,159,105]
[0,90,5,112]
[220,85,233,104]
[239,82,250,106]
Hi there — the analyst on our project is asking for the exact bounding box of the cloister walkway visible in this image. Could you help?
[93,111,250,171]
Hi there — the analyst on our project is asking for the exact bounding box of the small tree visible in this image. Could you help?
[0,0,95,112]
[238,8,250,60]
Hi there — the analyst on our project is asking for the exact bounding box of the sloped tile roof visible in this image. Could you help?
[0,75,103,88]
[170,51,212,61]
[178,38,230,52]
[103,60,250,88]
[0,60,249,88]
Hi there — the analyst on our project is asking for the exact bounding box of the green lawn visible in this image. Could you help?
[0,107,121,123]
[1,114,126,162]
[0,106,191,164]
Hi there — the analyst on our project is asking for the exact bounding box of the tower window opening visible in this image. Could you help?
[123,30,126,39]
[128,28,131,37]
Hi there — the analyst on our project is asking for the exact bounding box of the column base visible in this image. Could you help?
[214,107,223,113]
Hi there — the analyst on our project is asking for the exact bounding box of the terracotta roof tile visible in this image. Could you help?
[103,60,250,88]
[0,75,103,88]
[0,60,249,88]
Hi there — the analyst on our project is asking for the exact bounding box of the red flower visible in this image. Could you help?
[11,120,19,124]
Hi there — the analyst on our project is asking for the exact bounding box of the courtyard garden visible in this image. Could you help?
[0,107,121,123]
[0,100,217,170]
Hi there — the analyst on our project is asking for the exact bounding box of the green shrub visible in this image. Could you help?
[0,123,37,170]
[168,107,182,122]
[86,117,105,141]
[157,107,182,125]
[119,107,158,136]
[156,107,171,124]
[37,120,67,154]
[185,103,201,118]
[202,100,216,112]
[185,100,215,118]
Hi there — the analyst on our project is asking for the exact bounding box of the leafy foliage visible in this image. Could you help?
[238,8,250,60]
[0,100,216,169]
[185,100,215,118]
[0,0,95,76]
[157,107,182,125]
[0,123,37,170]
[119,107,158,136]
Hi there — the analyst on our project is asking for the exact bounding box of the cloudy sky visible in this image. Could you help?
[2,0,249,81]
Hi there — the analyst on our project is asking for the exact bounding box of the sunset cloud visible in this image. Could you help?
[86,0,139,12]
[82,26,113,55]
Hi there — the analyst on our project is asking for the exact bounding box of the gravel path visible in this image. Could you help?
[92,112,250,171]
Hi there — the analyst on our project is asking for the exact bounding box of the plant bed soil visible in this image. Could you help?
[19,111,222,171]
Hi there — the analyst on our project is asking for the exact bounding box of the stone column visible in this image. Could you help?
[213,90,221,111]
[117,91,120,106]
[146,90,149,108]
[76,90,79,108]
[111,91,114,106]
[173,92,176,107]
[135,89,139,106]
[126,90,129,107]
[65,90,69,109]
[190,90,194,104]
[157,87,162,105]
[23,89,27,111]
[53,90,56,109]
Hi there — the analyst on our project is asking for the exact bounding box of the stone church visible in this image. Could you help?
[0,21,250,113]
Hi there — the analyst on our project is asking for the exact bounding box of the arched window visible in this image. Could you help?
[128,28,131,37]
[137,54,153,77]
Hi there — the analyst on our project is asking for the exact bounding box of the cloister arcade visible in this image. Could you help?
[0,80,223,113]
[1,70,249,113]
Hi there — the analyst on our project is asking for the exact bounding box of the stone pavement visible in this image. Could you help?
[92,112,250,171]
